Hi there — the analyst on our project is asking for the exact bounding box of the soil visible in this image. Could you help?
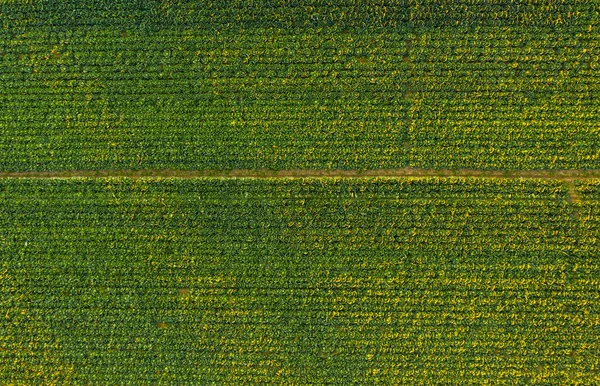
[0,168,598,181]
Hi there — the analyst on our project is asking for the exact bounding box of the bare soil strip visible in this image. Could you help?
[0,168,599,180]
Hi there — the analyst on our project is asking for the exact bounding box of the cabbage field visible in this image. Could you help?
[1,1,599,385]
[1,1,598,170]
[1,177,599,384]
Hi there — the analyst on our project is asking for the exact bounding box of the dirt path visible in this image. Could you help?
[0,168,599,180]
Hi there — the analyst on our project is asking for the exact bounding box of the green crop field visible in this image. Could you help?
[1,1,599,171]
[1,177,599,384]
[1,1,600,385]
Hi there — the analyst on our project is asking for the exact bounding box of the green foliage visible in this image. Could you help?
[0,0,597,31]
[0,2,598,171]
[1,177,598,384]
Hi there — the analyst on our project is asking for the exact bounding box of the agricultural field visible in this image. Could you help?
[1,177,599,384]
[1,1,599,170]
[1,1,599,385]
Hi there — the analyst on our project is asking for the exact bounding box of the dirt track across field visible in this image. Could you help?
[0,168,599,180]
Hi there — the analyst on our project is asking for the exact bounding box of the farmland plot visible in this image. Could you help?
[0,1,598,171]
[1,177,598,384]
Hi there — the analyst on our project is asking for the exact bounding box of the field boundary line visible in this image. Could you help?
[0,168,599,180]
